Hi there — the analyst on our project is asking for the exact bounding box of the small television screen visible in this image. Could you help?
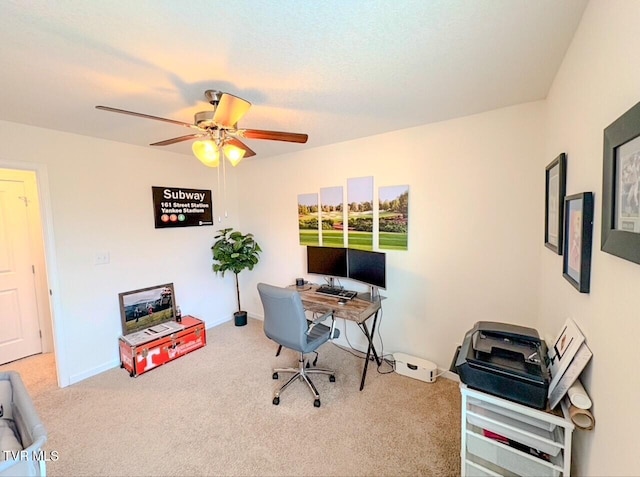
[348,249,386,289]
[306,246,348,278]
[118,283,177,336]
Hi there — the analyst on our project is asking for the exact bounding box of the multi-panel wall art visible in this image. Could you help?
[298,178,409,251]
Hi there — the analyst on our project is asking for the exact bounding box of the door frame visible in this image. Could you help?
[0,159,68,387]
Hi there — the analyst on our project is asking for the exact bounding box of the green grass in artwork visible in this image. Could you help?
[299,229,319,246]
[321,230,345,247]
[300,228,406,249]
[379,232,408,250]
[348,232,373,251]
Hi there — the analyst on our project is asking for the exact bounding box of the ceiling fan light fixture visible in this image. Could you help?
[192,139,220,167]
[97,90,308,170]
[223,143,246,166]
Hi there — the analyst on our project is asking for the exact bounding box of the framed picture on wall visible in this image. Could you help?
[562,192,594,293]
[545,153,567,254]
[602,100,640,264]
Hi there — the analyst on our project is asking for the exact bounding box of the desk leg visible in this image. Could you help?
[358,310,381,391]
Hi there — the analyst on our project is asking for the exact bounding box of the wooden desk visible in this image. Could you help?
[293,285,383,390]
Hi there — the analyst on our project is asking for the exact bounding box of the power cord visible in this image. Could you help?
[323,302,445,379]
[372,303,395,374]
[330,301,395,374]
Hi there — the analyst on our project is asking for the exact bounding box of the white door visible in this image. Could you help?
[0,175,42,364]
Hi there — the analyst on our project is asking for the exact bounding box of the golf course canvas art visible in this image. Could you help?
[379,185,409,250]
[297,179,409,252]
[347,176,374,251]
[298,193,319,246]
[320,186,345,247]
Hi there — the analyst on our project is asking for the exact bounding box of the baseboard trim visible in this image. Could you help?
[440,370,460,382]
[69,359,120,385]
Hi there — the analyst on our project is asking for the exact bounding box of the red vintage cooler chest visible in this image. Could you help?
[119,315,206,377]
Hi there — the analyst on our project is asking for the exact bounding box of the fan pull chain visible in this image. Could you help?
[216,160,222,222]
[222,149,229,219]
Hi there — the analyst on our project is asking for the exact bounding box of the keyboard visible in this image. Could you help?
[315,286,357,300]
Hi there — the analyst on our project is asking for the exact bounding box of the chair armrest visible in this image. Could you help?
[306,311,335,336]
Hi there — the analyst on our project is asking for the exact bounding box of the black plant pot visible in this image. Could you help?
[234,311,248,327]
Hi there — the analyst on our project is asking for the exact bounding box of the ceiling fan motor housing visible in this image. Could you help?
[194,111,216,129]
[204,89,222,105]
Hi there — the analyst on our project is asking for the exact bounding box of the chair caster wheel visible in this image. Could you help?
[329,375,336,382]
[273,397,280,405]
[272,372,279,379]
[314,399,321,408]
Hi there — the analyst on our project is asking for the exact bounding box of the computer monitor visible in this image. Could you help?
[306,246,348,279]
[347,249,386,289]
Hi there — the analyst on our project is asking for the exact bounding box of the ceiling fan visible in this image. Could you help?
[96,90,308,167]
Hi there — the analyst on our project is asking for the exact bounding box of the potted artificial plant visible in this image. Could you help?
[211,228,262,326]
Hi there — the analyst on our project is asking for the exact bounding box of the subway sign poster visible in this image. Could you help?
[152,186,213,228]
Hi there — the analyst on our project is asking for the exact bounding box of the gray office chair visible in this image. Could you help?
[257,283,340,407]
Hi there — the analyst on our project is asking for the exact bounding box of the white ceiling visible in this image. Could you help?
[0,0,589,160]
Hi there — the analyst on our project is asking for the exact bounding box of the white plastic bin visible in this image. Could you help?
[467,404,562,456]
[468,396,556,431]
[466,431,561,477]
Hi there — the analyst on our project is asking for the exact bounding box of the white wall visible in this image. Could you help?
[539,1,640,475]
[0,120,242,386]
[236,101,545,370]
[2,3,635,471]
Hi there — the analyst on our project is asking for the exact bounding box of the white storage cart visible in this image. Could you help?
[460,384,574,477]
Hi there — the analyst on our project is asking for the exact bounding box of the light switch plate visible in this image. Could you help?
[94,251,110,265]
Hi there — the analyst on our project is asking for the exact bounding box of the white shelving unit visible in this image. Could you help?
[460,384,574,477]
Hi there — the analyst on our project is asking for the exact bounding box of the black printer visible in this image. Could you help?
[454,321,551,409]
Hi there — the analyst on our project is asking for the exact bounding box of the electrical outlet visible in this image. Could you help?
[94,251,110,265]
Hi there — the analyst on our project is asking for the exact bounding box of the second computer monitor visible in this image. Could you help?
[347,249,386,289]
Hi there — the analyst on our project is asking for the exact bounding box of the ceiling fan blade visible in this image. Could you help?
[226,138,256,158]
[96,105,198,130]
[241,129,308,143]
[150,134,204,146]
[212,94,251,128]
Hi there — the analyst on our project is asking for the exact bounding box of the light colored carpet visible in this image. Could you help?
[0,318,461,476]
